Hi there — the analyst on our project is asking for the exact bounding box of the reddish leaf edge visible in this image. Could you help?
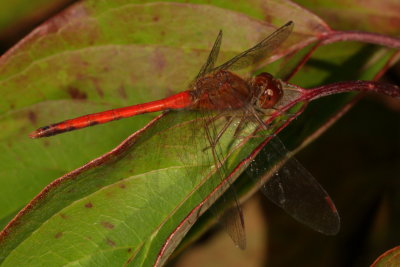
[371,245,400,266]
[0,112,164,245]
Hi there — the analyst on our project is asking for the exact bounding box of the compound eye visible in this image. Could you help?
[255,72,283,109]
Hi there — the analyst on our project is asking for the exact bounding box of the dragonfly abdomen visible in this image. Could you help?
[29,91,193,138]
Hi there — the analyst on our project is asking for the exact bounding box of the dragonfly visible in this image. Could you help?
[30,21,340,248]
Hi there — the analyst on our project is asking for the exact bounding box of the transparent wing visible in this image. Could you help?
[202,112,247,249]
[188,29,247,249]
[248,137,340,235]
[219,203,246,249]
[214,21,294,72]
[195,30,223,80]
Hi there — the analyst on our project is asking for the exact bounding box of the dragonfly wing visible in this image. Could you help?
[248,137,340,235]
[184,29,248,248]
[195,30,223,80]
[214,21,294,72]
[219,204,246,249]
[202,113,247,249]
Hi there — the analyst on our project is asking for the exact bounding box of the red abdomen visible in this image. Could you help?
[30,91,193,138]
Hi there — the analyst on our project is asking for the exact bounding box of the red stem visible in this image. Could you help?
[266,81,399,124]
[302,81,400,102]
[322,30,400,49]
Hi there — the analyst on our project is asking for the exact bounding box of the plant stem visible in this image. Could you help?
[322,30,400,49]
[304,81,400,101]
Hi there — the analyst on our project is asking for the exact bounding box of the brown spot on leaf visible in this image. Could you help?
[60,213,68,219]
[67,86,87,99]
[127,248,132,253]
[101,221,115,229]
[85,202,93,208]
[54,232,63,239]
[28,111,37,125]
[106,238,116,247]
[263,13,273,24]
[153,15,159,22]
[119,183,126,189]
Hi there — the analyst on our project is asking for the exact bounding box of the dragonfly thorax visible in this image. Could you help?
[251,72,283,110]
[191,70,253,110]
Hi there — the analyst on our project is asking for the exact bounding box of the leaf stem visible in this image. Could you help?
[322,30,400,49]
[303,81,400,101]
[267,81,399,128]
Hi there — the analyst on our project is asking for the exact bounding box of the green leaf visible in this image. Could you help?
[0,0,324,265]
[0,0,399,266]
[370,246,400,266]
[0,0,323,228]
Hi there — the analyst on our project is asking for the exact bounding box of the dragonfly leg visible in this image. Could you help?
[248,106,270,130]
[232,110,262,139]
[202,116,235,152]
[232,116,247,138]
[238,107,277,139]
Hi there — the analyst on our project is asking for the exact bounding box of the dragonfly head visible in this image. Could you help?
[252,72,283,109]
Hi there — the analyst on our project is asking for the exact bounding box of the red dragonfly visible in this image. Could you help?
[30,21,340,248]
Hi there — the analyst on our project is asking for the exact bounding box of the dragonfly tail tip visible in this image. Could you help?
[29,127,51,138]
[29,130,41,139]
